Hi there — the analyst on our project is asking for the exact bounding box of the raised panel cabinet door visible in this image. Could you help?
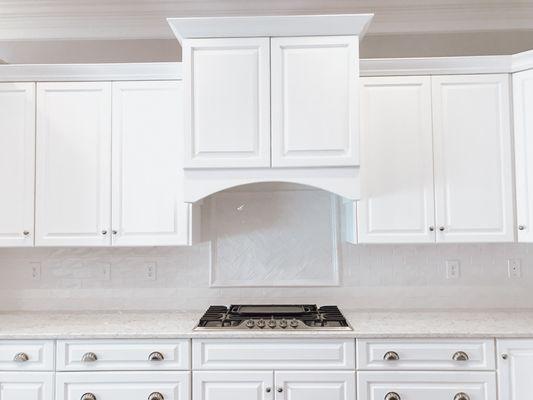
[271,36,359,167]
[35,82,112,246]
[0,83,35,247]
[0,372,54,400]
[358,76,435,243]
[274,371,355,400]
[432,74,514,242]
[497,339,533,400]
[112,81,189,246]
[183,37,271,168]
[193,371,274,400]
[513,69,533,242]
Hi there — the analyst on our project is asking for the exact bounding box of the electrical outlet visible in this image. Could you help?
[30,262,41,281]
[508,259,522,279]
[145,262,157,281]
[446,260,461,279]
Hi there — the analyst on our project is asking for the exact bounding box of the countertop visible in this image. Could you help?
[1,310,533,339]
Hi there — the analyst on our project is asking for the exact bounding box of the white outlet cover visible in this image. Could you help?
[508,259,522,278]
[446,260,461,279]
[145,262,157,280]
[30,262,41,281]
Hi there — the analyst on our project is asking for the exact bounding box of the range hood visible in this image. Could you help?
[168,14,374,203]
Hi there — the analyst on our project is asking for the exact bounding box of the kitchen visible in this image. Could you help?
[1,1,533,400]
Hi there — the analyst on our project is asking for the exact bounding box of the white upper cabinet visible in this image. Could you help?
[271,36,359,167]
[35,82,112,246]
[358,76,435,243]
[0,83,35,247]
[183,37,271,168]
[111,81,189,246]
[513,69,533,242]
[431,74,514,242]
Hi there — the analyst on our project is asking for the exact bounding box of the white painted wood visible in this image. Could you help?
[274,371,355,400]
[57,339,190,371]
[358,76,435,243]
[271,36,359,167]
[513,69,533,242]
[56,371,190,400]
[512,50,533,73]
[183,37,271,168]
[111,81,189,246]
[193,371,273,400]
[35,82,112,246]
[0,341,54,371]
[432,74,514,242]
[497,339,533,400]
[0,372,54,400]
[192,339,355,370]
[358,371,497,400]
[357,339,495,370]
[0,83,35,247]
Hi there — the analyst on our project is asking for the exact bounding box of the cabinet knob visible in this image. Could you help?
[452,351,469,361]
[502,353,509,360]
[23,230,30,236]
[439,226,445,231]
[148,351,164,361]
[383,351,400,361]
[519,225,526,231]
[81,352,98,362]
[148,393,164,400]
[454,393,470,400]
[277,387,283,393]
[80,394,96,400]
[101,230,107,235]
[112,230,118,235]
[429,226,435,232]
[266,387,272,393]
[13,352,29,362]
[385,392,401,400]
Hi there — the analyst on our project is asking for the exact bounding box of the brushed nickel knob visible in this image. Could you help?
[81,352,98,362]
[519,225,526,230]
[13,352,29,362]
[148,393,164,400]
[23,230,30,236]
[454,393,470,400]
[266,387,272,393]
[112,230,118,235]
[385,392,401,400]
[502,353,509,360]
[439,226,445,231]
[101,230,107,235]
[383,351,400,361]
[80,394,96,400]
[148,351,164,361]
[452,351,469,361]
[277,387,283,393]
[429,226,435,232]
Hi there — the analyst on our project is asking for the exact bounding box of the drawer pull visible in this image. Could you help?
[148,392,164,400]
[81,352,98,362]
[80,394,96,400]
[454,393,470,400]
[385,392,401,400]
[383,351,400,361]
[148,351,165,361]
[13,352,29,362]
[452,351,469,361]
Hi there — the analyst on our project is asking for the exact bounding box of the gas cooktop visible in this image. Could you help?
[194,304,351,330]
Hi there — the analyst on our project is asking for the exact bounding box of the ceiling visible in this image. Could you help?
[0,0,532,41]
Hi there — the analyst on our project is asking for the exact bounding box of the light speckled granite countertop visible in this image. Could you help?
[0,310,532,339]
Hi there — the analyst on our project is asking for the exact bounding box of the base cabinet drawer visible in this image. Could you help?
[56,371,190,400]
[0,340,55,371]
[358,371,496,400]
[0,372,54,400]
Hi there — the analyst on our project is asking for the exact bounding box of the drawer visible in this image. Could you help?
[57,339,190,371]
[56,371,190,400]
[0,372,54,400]
[357,339,495,370]
[192,339,355,370]
[0,340,54,371]
[358,371,496,400]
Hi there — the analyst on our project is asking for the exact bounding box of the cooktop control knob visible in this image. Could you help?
[256,319,266,329]
[267,320,277,329]
[290,319,299,328]
[245,320,255,329]
[279,319,288,329]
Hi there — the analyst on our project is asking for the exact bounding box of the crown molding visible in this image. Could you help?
[512,49,533,73]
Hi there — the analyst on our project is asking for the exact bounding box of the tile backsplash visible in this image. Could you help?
[0,186,532,311]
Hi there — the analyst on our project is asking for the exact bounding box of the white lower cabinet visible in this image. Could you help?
[497,339,533,400]
[193,371,273,400]
[0,372,54,400]
[275,371,355,400]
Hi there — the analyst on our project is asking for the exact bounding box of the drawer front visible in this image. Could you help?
[0,372,54,400]
[56,371,190,400]
[357,339,495,370]
[192,339,355,370]
[0,340,54,371]
[358,371,496,400]
[57,339,190,371]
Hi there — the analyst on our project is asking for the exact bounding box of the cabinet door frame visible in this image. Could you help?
[274,371,355,400]
[497,339,533,400]
[193,370,274,400]
[0,372,54,400]
[0,82,35,247]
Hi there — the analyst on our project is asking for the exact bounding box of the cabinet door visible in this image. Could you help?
[498,339,533,400]
[183,37,271,168]
[358,76,435,243]
[513,69,533,242]
[432,74,513,242]
[0,83,35,247]
[193,371,273,400]
[271,36,359,167]
[111,81,189,246]
[35,82,112,246]
[275,371,355,400]
[0,372,54,400]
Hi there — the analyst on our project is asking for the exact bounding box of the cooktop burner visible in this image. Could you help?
[194,304,351,330]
